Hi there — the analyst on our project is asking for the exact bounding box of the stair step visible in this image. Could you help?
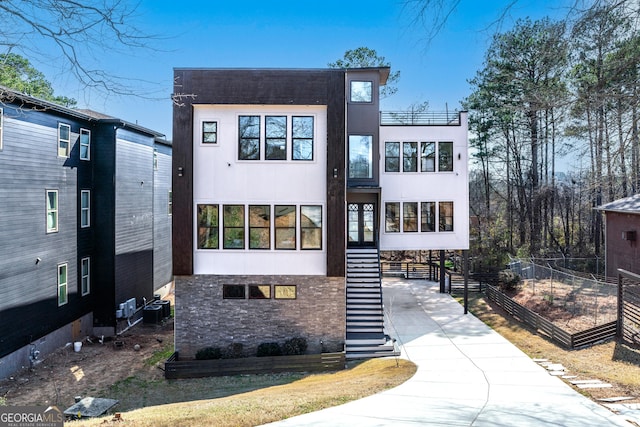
[347,310,383,316]
[346,297,381,303]
[347,315,383,321]
[347,322,383,327]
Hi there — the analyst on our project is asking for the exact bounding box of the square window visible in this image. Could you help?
[203,121,218,144]
[223,284,246,299]
[249,285,271,299]
[350,81,372,103]
[46,190,58,233]
[80,128,91,160]
[274,285,297,300]
[58,123,71,157]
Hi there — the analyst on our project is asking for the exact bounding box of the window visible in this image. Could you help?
[275,205,296,249]
[223,284,246,299]
[439,142,454,172]
[81,257,90,296]
[292,116,314,160]
[153,148,158,170]
[385,142,400,172]
[202,121,218,144]
[421,142,436,172]
[80,128,90,160]
[1,107,5,151]
[238,115,260,160]
[421,202,436,232]
[274,285,297,299]
[197,204,219,249]
[58,123,71,157]
[385,202,400,233]
[349,135,373,179]
[46,190,58,233]
[249,205,270,249]
[58,263,68,306]
[439,201,454,231]
[168,190,173,216]
[403,142,418,172]
[266,116,287,160]
[300,205,322,249]
[80,190,90,228]
[350,81,372,102]
[249,285,271,299]
[223,205,245,249]
[403,202,418,232]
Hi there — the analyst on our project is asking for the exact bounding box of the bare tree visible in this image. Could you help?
[0,0,159,97]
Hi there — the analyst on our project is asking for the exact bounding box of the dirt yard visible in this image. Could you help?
[0,310,173,409]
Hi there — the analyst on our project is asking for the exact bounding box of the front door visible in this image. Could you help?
[347,203,376,247]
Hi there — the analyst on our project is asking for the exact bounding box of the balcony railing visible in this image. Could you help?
[380,110,461,126]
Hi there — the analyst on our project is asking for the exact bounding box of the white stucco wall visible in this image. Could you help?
[192,105,328,275]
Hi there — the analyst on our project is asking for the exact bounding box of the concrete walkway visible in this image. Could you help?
[264,279,634,427]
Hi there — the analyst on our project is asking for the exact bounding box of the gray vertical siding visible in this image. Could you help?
[154,141,173,290]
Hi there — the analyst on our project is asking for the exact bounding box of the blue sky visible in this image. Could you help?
[48,0,574,138]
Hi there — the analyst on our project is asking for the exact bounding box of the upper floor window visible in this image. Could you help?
[203,121,218,144]
[348,135,373,179]
[438,142,454,172]
[301,205,322,249]
[403,142,418,172]
[81,257,91,296]
[421,202,436,232]
[265,116,287,160]
[223,204,245,249]
[80,190,90,228]
[238,115,260,160]
[58,123,71,157]
[46,190,58,233]
[58,263,68,306]
[439,201,454,231]
[80,128,91,160]
[275,205,296,250]
[197,204,219,249]
[403,202,418,232]
[421,142,435,172]
[0,107,4,151]
[385,202,400,233]
[385,142,400,172]
[249,205,270,249]
[350,81,372,103]
[292,116,314,160]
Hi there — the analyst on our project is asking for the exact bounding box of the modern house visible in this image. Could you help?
[171,67,469,360]
[0,87,172,378]
[596,194,640,278]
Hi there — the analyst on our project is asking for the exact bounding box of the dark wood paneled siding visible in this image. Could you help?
[114,129,154,307]
[172,69,347,277]
[153,141,173,289]
[0,105,93,357]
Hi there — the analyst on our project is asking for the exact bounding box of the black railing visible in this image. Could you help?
[380,111,461,126]
[380,261,450,282]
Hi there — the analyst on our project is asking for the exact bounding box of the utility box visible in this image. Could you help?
[143,305,162,324]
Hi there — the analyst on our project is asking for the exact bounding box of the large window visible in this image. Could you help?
[81,257,90,296]
[403,142,418,172]
[385,142,400,172]
[197,204,219,249]
[223,205,245,249]
[421,142,436,172]
[58,123,70,157]
[275,205,296,249]
[238,115,260,160]
[350,81,372,102]
[58,263,68,306]
[292,116,314,160]
[439,201,454,231]
[300,205,322,249]
[421,202,436,232]
[349,135,373,179]
[80,190,90,228]
[80,128,91,160]
[439,142,454,172]
[46,190,58,233]
[385,202,400,232]
[249,205,270,249]
[202,121,218,144]
[403,202,418,232]
[266,116,287,160]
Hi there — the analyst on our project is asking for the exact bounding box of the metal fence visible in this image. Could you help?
[618,269,640,347]
[508,258,618,327]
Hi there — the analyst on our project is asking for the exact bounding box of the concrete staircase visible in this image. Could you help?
[345,248,399,359]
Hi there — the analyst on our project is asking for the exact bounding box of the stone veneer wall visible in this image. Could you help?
[175,275,345,359]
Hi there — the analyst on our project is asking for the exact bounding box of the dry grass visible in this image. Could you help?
[67,358,416,427]
[461,292,640,402]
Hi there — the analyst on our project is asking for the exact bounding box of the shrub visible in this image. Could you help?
[498,269,521,292]
[282,337,307,355]
[224,342,244,359]
[195,346,222,360]
[256,342,282,357]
